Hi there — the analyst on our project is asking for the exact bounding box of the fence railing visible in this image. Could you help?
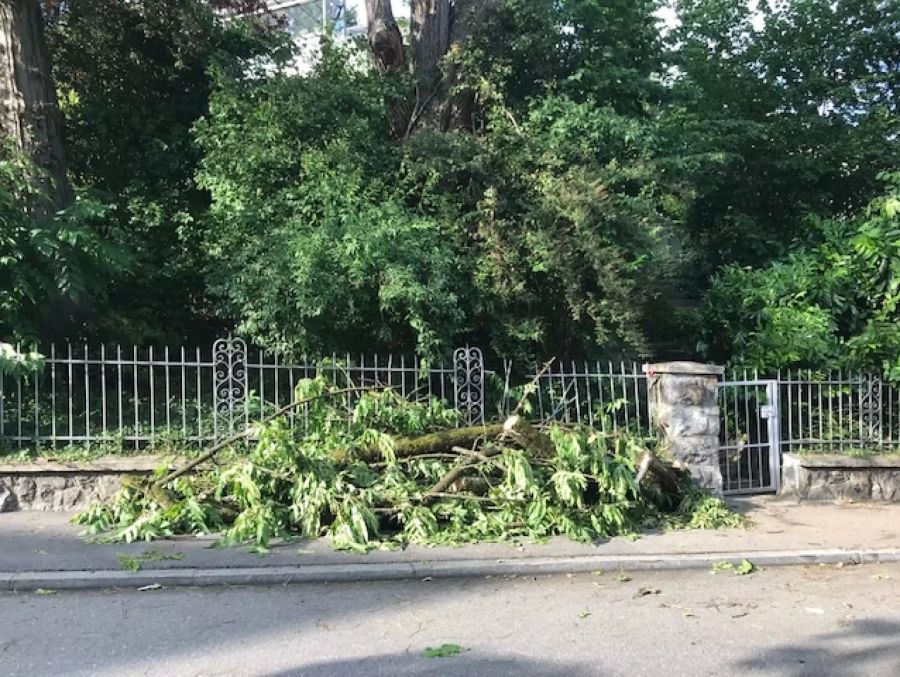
[777,369,896,454]
[8,340,897,458]
[720,368,899,457]
[498,360,653,436]
[0,338,652,451]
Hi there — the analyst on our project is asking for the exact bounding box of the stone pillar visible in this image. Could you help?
[643,362,724,494]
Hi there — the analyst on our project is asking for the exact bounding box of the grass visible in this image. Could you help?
[792,446,900,459]
[0,439,226,464]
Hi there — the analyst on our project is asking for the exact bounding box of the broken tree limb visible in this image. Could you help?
[634,451,684,495]
[422,415,552,500]
[508,357,556,419]
[351,423,505,464]
[501,415,555,459]
[425,445,503,497]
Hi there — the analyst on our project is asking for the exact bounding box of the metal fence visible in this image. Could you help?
[499,360,653,436]
[0,337,652,451]
[718,368,900,495]
[777,369,896,453]
[718,376,779,494]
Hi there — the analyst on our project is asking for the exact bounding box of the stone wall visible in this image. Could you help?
[0,457,161,512]
[781,453,900,502]
[644,362,725,494]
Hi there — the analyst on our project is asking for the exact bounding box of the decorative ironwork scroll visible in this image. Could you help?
[213,336,247,437]
[454,346,485,426]
[861,373,882,447]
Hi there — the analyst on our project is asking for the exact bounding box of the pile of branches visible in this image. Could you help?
[75,378,742,551]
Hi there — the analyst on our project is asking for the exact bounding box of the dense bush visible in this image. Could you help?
[0,144,126,342]
[197,42,672,361]
[45,0,284,342]
[700,174,900,374]
[3,0,897,369]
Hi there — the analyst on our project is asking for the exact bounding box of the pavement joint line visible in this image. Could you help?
[3,548,900,591]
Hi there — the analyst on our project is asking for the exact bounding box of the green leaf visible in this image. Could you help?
[734,559,755,576]
[423,644,464,659]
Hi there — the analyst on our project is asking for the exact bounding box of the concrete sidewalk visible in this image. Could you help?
[2,497,899,590]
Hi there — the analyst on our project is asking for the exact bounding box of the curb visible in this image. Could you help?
[3,548,900,591]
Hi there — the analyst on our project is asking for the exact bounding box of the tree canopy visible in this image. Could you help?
[1,0,897,370]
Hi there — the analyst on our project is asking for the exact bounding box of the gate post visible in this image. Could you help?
[643,361,724,494]
[765,381,782,494]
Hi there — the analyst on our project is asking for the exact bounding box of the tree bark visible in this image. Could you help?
[365,0,405,74]
[365,0,489,135]
[634,451,685,495]
[0,0,72,218]
[410,0,449,88]
[439,0,479,131]
[352,423,505,463]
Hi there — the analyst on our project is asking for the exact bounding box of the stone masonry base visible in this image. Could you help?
[0,457,162,512]
[781,453,900,502]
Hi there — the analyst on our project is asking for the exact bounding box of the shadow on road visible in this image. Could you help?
[269,651,597,676]
[733,618,900,676]
[0,577,599,676]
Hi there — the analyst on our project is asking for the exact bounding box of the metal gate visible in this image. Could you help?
[718,379,782,495]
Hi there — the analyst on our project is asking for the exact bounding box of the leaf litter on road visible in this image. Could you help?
[423,644,464,658]
[710,559,756,576]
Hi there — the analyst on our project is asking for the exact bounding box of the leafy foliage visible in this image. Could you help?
[198,40,672,360]
[44,0,285,342]
[665,0,900,282]
[423,644,464,659]
[711,558,756,576]
[75,378,741,550]
[0,343,44,378]
[0,142,127,342]
[457,0,664,113]
[5,0,897,369]
[700,175,900,374]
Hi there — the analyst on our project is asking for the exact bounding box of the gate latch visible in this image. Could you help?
[759,405,775,419]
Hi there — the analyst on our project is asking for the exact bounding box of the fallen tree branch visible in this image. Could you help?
[509,358,556,419]
[425,444,504,497]
[634,451,684,495]
[351,423,505,464]
[450,445,494,463]
[157,386,382,486]
[422,414,555,500]
[501,415,555,459]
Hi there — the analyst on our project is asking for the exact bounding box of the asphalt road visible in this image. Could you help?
[2,562,900,677]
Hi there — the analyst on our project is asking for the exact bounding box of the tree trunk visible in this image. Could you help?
[365,0,404,74]
[440,0,479,131]
[634,451,686,495]
[0,0,72,218]
[410,0,449,88]
[366,0,486,136]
